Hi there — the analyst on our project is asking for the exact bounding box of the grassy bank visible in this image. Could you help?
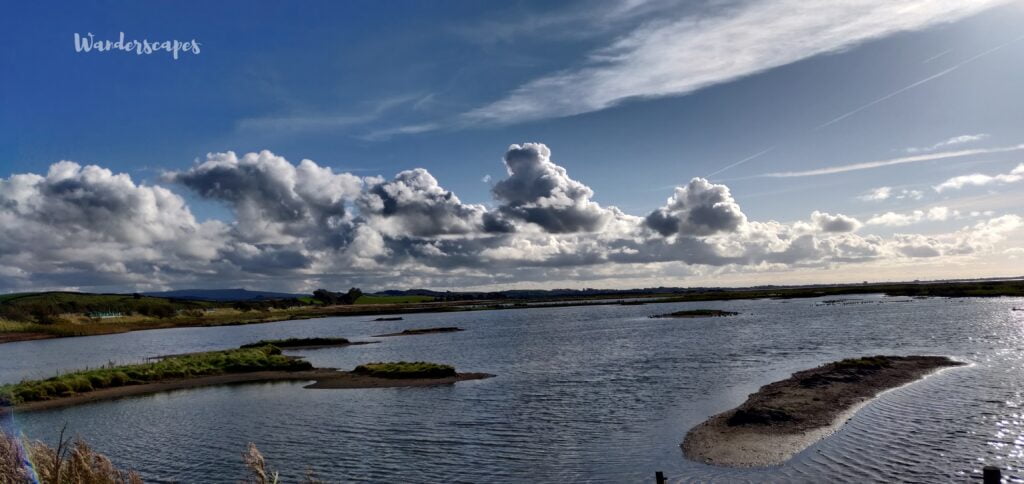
[0,346,311,406]
[352,362,456,379]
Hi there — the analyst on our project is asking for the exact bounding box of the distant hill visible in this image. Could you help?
[142,288,307,302]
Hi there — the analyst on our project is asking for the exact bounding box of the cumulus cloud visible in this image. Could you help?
[933,163,1024,192]
[491,143,613,233]
[3,143,1021,292]
[166,150,362,247]
[810,211,861,233]
[0,161,227,289]
[644,178,747,237]
[357,168,489,237]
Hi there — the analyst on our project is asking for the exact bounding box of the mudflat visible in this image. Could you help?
[372,327,464,337]
[682,355,963,467]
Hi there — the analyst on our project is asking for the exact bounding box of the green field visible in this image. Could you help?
[354,294,435,305]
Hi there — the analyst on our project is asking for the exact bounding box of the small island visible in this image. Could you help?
[0,346,491,413]
[650,309,739,318]
[682,355,963,467]
[239,337,376,350]
[373,316,404,321]
[372,326,464,337]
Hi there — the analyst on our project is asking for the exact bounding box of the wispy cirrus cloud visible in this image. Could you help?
[459,0,1007,127]
[906,133,989,154]
[237,94,429,132]
[759,144,1024,178]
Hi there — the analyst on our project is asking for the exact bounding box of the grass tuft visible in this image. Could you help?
[351,361,456,379]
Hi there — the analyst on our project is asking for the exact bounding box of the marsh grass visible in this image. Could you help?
[352,361,456,379]
[0,346,312,405]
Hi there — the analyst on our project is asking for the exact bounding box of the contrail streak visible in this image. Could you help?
[759,144,1024,178]
[921,48,952,63]
[816,35,1023,130]
[706,147,775,178]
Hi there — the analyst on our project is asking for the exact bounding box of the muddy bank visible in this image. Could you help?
[0,333,55,344]
[372,327,464,337]
[682,355,963,467]
[306,372,492,389]
[650,310,738,319]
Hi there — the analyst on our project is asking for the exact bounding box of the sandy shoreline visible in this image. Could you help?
[2,370,494,414]
[682,355,964,467]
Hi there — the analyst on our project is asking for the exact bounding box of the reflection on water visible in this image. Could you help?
[2,295,1023,482]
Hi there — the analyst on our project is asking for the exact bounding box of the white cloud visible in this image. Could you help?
[857,187,925,202]
[866,206,958,226]
[2,143,1020,292]
[906,133,989,153]
[461,1,1005,126]
[810,211,862,233]
[934,163,1024,192]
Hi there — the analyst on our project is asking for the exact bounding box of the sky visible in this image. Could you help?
[1,0,1023,293]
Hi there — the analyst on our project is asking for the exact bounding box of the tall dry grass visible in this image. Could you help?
[1,428,322,484]
[0,426,141,484]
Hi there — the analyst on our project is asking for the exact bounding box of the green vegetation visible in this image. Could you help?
[351,361,456,379]
[0,291,216,325]
[239,337,350,349]
[311,288,363,305]
[355,294,435,305]
[0,346,312,406]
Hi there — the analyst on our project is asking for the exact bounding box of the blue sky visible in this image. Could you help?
[2,1,1023,291]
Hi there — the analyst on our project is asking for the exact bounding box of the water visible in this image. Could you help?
[2,295,1023,482]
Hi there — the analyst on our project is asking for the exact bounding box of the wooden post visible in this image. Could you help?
[655,471,666,484]
[983,465,1001,484]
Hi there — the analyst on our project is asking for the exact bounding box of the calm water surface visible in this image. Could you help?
[2,295,1023,482]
